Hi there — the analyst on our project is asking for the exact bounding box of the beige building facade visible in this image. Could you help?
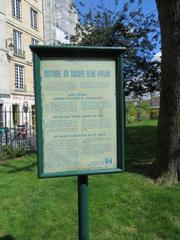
[0,0,44,127]
[0,0,78,127]
[0,2,10,125]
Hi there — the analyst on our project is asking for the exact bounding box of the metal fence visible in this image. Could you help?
[0,109,36,152]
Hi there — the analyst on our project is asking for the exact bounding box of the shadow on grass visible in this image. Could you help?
[125,124,157,177]
[0,162,36,174]
[0,235,15,240]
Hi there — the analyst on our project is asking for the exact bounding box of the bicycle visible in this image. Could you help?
[10,125,28,147]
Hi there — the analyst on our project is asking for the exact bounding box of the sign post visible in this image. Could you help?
[78,175,89,240]
[30,45,125,239]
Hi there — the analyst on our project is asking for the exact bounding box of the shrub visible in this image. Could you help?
[126,100,159,124]
[150,109,159,119]
[0,145,26,160]
[139,101,151,120]
[125,102,137,124]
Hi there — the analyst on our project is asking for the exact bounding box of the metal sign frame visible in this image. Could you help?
[30,45,125,178]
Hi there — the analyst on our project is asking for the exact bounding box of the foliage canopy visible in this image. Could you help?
[72,0,160,97]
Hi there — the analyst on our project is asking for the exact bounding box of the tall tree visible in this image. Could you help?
[153,1,180,183]
[72,0,160,97]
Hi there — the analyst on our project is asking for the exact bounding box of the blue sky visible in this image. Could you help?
[74,0,158,16]
[140,0,157,15]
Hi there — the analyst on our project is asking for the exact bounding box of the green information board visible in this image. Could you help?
[30,46,125,178]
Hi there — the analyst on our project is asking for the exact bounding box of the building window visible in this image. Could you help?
[30,8,38,29]
[13,30,24,56]
[15,64,24,89]
[31,38,39,45]
[12,0,21,19]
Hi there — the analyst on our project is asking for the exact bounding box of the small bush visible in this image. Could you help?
[0,145,26,160]
[13,147,26,158]
[0,145,14,159]
[150,109,159,119]
[126,101,151,124]
[139,101,150,120]
[125,102,137,124]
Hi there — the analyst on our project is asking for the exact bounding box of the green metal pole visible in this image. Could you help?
[78,175,89,240]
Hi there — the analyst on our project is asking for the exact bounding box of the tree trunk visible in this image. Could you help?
[154,1,180,183]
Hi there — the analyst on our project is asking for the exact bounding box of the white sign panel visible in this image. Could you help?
[40,59,117,173]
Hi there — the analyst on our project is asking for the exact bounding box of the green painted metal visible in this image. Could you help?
[30,44,126,52]
[30,45,125,59]
[117,55,125,171]
[33,53,44,177]
[30,45,125,178]
[78,175,89,240]
[38,168,122,179]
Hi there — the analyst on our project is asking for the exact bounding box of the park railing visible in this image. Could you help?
[0,109,36,153]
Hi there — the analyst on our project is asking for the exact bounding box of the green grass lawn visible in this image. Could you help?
[0,120,180,240]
